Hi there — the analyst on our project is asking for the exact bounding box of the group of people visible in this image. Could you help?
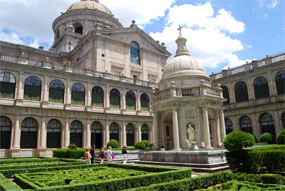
[84,145,128,165]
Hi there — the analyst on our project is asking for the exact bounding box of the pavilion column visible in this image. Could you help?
[215,111,221,147]
[65,79,71,105]
[105,87,110,109]
[105,122,109,146]
[122,123,126,147]
[17,72,24,100]
[42,76,49,103]
[102,124,106,148]
[12,116,21,149]
[64,119,70,148]
[137,123,142,143]
[122,89,126,110]
[203,108,212,148]
[172,108,181,150]
[137,92,141,112]
[153,113,159,150]
[40,118,47,149]
[219,110,226,143]
[86,120,91,148]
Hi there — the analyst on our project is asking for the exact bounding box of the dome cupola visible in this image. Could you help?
[68,0,113,16]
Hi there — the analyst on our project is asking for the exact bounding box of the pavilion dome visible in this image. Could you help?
[162,35,208,80]
[68,0,113,16]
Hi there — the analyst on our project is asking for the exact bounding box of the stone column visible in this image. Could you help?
[267,71,277,97]
[105,122,109,145]
[153,113,159,150]
[12,116,21,149]
[105,86,110,109]
[64,119,70,148]
[137,123,142,142]
[122,122,126,147]
[65,79,71,105]
[172,108,181,150]
[86,120,91,148]
[247,77,255,101]
[149,126,153,144]
[137,92,141,112]
[229,82,236,104]
[215,111,221,147]
[102,124,106,147]
[219,110,226,143]
[122,89,126,110]
[42,76,49,103]
[40,118,47,149]
[203,108,212,148]
[86,83,92,111]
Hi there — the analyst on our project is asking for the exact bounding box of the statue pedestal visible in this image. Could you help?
[190,141,199,150]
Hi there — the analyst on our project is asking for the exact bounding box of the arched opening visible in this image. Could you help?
[275,70,285,95]
[126,123,135,146]
[239,116,253,134]
[126,91,136,110]
[161,111,173,150]
[0,72,16,99]
[208,109,218,147]
[141,124,149,141]
[130,41,140,65]
[21,118,38,148]
[110,89,120,109]
[234,81,249,103]
[24,76,42,101]
[259,113,276,141]
[71,83,85,105]
[282,112,285,129]
[74,22,83,34]
[109,122,119,143]
[47,119,61,148]
[0,116,12,149]
[91,121,102,149]
[221,86,230,105]
[254,76,270,99]
[92,86,104,107]
[225,118,233,134]
[49,80,64,103]
[141,93,149,111]
[70,120,83,148]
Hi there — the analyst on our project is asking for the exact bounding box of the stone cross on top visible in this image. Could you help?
[177,25,183,36]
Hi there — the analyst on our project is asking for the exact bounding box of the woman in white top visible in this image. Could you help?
[106,146,113,162]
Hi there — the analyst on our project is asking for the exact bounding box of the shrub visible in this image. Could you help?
[68,144,78,150]
[142,140,149,147]
[260,133,272,143]
[135,141,146,149]
[107,139,119,148]
[276,129,285,144]
[224,131,255,151]
[53,149,85,159]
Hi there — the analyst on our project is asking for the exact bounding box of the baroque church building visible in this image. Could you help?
[0,0,284,158]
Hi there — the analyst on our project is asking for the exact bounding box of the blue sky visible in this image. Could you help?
[0,0,284,74]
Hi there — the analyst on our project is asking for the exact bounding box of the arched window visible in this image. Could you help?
[24,76,42,101]
[91,121,102,149]
[47,119,61,148]
[0,72,16,99]
[141,93,149,111]
[110,122,119,142]
[92,86,104,107]
[275,70,285,95]
[126,123,135,146]
[70,120,83,148]
[221,86,230,105]
[126,91,136,110]
[0,116,12,149]
[74,22,83,34]
[130,41,140,65]
[141,124,148,140]
[281,112,285,129]
[259,113,276,140]
[21,118,38,148]
[71,83,85,105]
[239,116,253,134]
[110,89,120,109]
[254,76,270,99]
[225,118,233,134]
[235,81,248,103]
[49,80,64,103]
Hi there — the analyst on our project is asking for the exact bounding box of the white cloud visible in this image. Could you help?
[268,0,278,8]
[0,29,24,45]
[151,2,246,68]
[258,0,279,9]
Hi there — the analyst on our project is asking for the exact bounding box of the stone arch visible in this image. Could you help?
[20,117,38,149]
[221,85,230,105]
[0,116,12,149]
[73,22,83,34]
[0,72,16,99]
[49,79,65,103]
[24,76,42,101]
[141,124,149,141]
[71,82,85,105]
[161,110,173,150]
[275,70,285,95]
[140,93,150,111]
[109,122,120,143]
[126,91,136,110]
[92,86,104,107]
[259,113,276,141]
[234,81,249,103]
[47,119,62,148]
[110,88,121,109]
[253,76,270,99]
[225,118,233,134]
[126,123,135,146]
[91,121,103,149]
[239,115,253,134]
[70,120,83,148]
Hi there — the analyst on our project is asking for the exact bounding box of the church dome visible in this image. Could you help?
[68,0,113,16]
[162,34,208,80]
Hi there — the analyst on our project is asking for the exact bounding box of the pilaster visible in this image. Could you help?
[86,120,91,148]
[172,108,181,150]
[203,108,212,148]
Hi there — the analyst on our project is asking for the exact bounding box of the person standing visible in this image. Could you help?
[90,145,96,164]
[106,146,113,162]
[122,145,128,164]
[84,149,92,164]
[99,147,105,163]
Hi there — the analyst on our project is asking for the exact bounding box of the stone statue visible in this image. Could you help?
[187,124,195,142]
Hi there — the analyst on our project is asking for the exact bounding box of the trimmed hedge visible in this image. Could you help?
[107,139,119,148]
[277,129,285,144]
[124,172,285,191]
[260,132,273,143]
[14,163,192,191]
[0,157,48,164]
[135,142,146,149]
[142,140,149,147]
[224,131,255,151]
[0,173,23,191]
[53,148,85,159]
